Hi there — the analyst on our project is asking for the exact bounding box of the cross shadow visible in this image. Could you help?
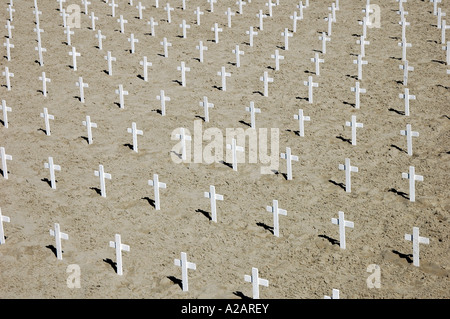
[62,41,69,46]
[336,135,352,145]
[195,115,206,122]
[137,74,145,81]
[256,222,274,235]
[388,108,405,115]
[239,120,251,128]
[0,168,4,177]
[41,178,54,188]
[103,258,117,273]
[176,35,184,39]
[0,119,4,126]
[193,57,201,62]
[67,65,74,70]
[123,143,133,150]
[206,39,216,43]
[213,85,222,91]
[267,66,275,70]
[304,70,315,75]
[102,69,110,75]
[276,45,286,50]
[172,80,182,86]
[196,208,212,221]
[351,33,361,37]
[437,84,450,90]
[296,96,309,101]
[345,74,358,79]
[388,188,409,200]
[329,179,346,191]
[426,39,438,44]
[46,245,58,258]
[242,41,251,46]
[171,150,182,159]
[233,291,252,300]
[37,89,45,95]
[157,53,166,57]
[389,36,401,40]
[286,129,300,137]
[94,45,100,49]
[390,56,402,61]
[349,53,359,57]
[392,250,413,264]
[390,144,406,153]
[37,128,47,134]
[253,91,264,96]
[318,234,340,246]
[90,187,102,196]
[74,96,81,102]
[114,102,122,108]
[431,59,446,65]
[395,80,404,85]
[167,276,183,290]
[80,136,89,144]
[312,49,322,54]
[228,61,236,66]
[141,197,156,208]
[151,109,162,115]
[219,160,233,169]
[343,101,356,107]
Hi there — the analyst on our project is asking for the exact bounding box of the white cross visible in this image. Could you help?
[443,41,450,65]
[398,18,410,40]
[331,211,354,249]
[60,9,69,28]
[82,0,91,15]
[245,101,261,129]
[44,156,61,190]
[246,26,258,47]
[0,208,10,244]
[350,81,366,109]
[194,7,204,25]
[35,40,46,66]
[293,109,310,137]
[431,0,442,16]
[232,45,244,68]
[175,128,191,161]
[338,158,358,193]
[259,71,274,97]
[109,0,118,18]
[179,20,190,38]
[174,252,196,292]
[58,0,66,13]
[68,46,80,71]
[200,96,214,122]
[155,0,159,8]
[160,37,172,58]
[64,26,74,46]
[225,7,235,28]
[266,199,287,237]
[1,100,11,128]
[117,15,128,34]
[405,227,429,267]
[297,1,305,20]
[139,56,152,81]
[2,66,14,91]
[256,10,267,30]
[3,38,14,61]
[177,62,191,87]
[128,33,138,53]
[181,0,187,10]
[0,147,12,179]
[362,4,373,22]
[147,17,158,36]
[359,17,368,38]
[94,164,111,198]
[148,173,166,210]
[400,124,419,156]
[244,267,269,299]
[165,3,174,23]
[281,28,293,50]
[109,234,130,275]
[49,223,68,260]
[104,51,116,76]
[156,90,170,116]
[40,107,54,136]
[82,115,97,144]
[136,2,145,19]
[115,85,129,109]
[127,122,143,152]
[236,0,246,14]
[346,115,363,146]
[442,20,450,44]
[280,147,298,181]
[402,166,423,202]
[5,20,14,39]
[266,0,275,17]
[356,36,370,57]
[7,4,15,22]
[76,77,88,103]
[196,41,208,63]
[290,11,301,33]
[325,13,333,36]
[399,60,414,86]
[319,32,331,54]
[324,289,340,299]
[303,76,318,104]
[353,55,368,80]
[204,185,223,223]
[310,52,324,75]
[328,3,337,22]
[211,23,223,43]
[226,138,244,171]
[398,37,411,61]
[95,30,106,50]
[399,88,415,116]
[437,8,446,29]
[90,12,98,30]
[217,66,231,91]
[207,0,217,13]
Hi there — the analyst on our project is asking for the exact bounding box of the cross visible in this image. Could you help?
[127,122,143,152]
[437,8,446,29]
[350,81,366,109]
[211,23,223,43]
[181,0,186,10]
[399,60,414,86]
[353,55,368,80]
[293,109,310,137]
[443,41,450,65]
[174,252,196,292]
[246,26,258,47]
[156,90,170,116]
[362,4,373,22]
[1,100,11,128]
[244,267,269,299]
[94,164,111,198]
[49,223,68,260]
[441,20,450,44]
[179,20,190,38]
[303,76,318,104]
[399,88,415,116]
[40,107,54,136]
[117,15,128,33]
[3,38,14,61]
[109,234,130,275]
[115,85,129,109]
[136,2,145,19]
[139,56,152,81]
[245,101,261,129]
[431,0,442,16]
[266,0,275,17]
[290,11,301,33]
[44,157,61,189]
[345,115,363,146]
[160,37,172,58]
[57,0,66,12]
[204,185,223,223]
[356,35,370,57]
[398,37,412,61]
[95,30,106,50]
[38,72,51,97]
[399,18,410,40]
[405,227,429,267]
[325,13,333,36]
[338,158,358,193]
[328,3,337,22]
[280,147,298,181]
[236,0,246,14]
[0,208,10,244]
[256,10,267,30]
[68,47,80,71]
[33,6,42,25]
[297,1,305,20]
[147,17,158,36]
[82,0,91,15]
[217,66,231,91]
[199,96,214,122]
[266,199,287,237]
[7,4,15,22]
[332,211,354,249]
[109,0,118,18]
[232,45,244,68]
[319,32,331,54]
[128,33,138,53]
[324,289,340,299]
[310,52,324,75]
[76,77,88,103]
[35,41,46,66]
[90,12,98,30]
[400,124,419,156]
[64,26,74,46]
[60,9,68,28]
[402,166,423,202]
[226,138,244,171]
[194,7,204,25]
[104,51,116,76]
[155,0,159,8]
[359,17,368,38]
[260,71,273,97]
[225,7,235,28]
[281,28,293,50]
[2,66,14,91]
[207,0,217,13]
[82,115,97,144]
[175,128,191,161]
[0,147,12,179]
[196,40,208,63]
[164,3,174,23]
[5,20,14,39]
[177,62,191,87]
[148,173,166,210]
